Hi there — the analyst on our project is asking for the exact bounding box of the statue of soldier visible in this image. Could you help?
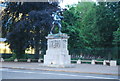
[50,10,64,34]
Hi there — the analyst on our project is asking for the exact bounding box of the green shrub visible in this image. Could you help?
[4,57,15,61]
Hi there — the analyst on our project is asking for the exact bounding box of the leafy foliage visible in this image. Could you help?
[2,2,58,59]
[62,2,120,59]
[6,20,33,58]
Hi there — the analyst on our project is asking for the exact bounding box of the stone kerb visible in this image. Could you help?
[91,60,95,65]
[27,59,31,62]
[14,58,18,62]
[0,58,4,62]
[77,60,81,64]
[110,60,117,66]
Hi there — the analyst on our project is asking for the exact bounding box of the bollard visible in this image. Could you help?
[103,60,110,66]
[110,60,117,66]
[77,60,81,64]
[14,58,18,62]
[38,59,41,63]
[0,58,4,62]
[91,60,95,64]
[27,59,31,62]
[103,60,107,65]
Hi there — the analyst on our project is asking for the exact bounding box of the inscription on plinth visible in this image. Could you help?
[48,39,67,49]
[49,40,60,48]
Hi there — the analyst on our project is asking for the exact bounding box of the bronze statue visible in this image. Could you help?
[50,10,64,34]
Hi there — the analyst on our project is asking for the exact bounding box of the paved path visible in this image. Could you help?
[0,62,119,76]
[1,68,118,79]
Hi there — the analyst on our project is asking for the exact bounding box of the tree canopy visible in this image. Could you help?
[2,2,59,59]
[62,2,120,59]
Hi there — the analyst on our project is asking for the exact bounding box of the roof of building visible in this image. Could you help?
[0,38,6,42]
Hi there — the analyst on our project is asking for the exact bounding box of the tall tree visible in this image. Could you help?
[96,2,119,48]
[62,2,99,55]
[113,27,120,59]
[6,20,33,58]
[2,2,59,59]
[62,2,120,59]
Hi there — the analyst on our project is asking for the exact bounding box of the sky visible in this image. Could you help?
[0,0,97,9]
[59,0,96,8]
[59,0,80,8]
[0,0,97,12]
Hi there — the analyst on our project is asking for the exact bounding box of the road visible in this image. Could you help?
[0,68,119,79]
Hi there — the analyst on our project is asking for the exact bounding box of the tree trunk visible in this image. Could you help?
[34,45,40,59]
[15,49,25,59]
[34,37,40,59]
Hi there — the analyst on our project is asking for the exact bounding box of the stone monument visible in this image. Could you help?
[44,33,71,67]
[44,10,72,67]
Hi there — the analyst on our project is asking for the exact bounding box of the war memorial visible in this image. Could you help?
[43,10,72,67]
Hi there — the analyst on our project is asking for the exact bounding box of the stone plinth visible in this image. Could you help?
[110,60,117,66]
[44,33,71,67]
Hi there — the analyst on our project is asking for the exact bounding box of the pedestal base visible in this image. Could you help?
[44,33,71,68]
[40,64,74,68]
[44,54,71,65]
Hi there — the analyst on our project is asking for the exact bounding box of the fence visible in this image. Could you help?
[73,59,117,66]
[0,58,43,62]
[70,47,119,60]
[0,58,117,66]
